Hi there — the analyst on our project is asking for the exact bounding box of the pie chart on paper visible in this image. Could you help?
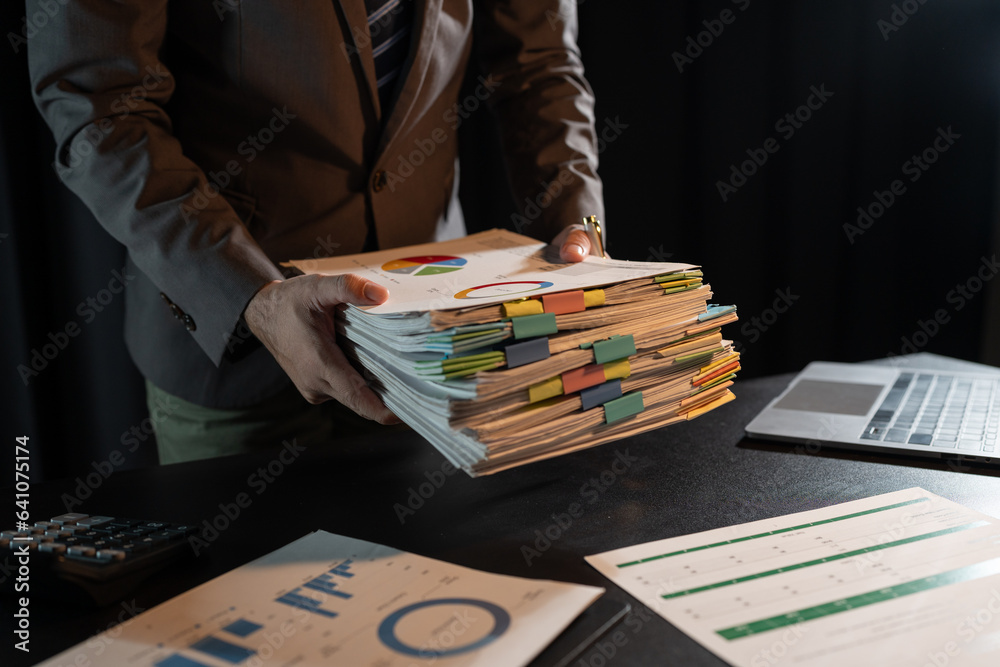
[381,255,468,276]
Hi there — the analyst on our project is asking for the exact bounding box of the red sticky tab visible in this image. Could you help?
[542,290,586,315]
[562,364,606,394]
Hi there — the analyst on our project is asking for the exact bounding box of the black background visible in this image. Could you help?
[2,0,999,484]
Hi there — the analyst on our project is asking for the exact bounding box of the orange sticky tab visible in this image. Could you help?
[561,364,606,394]
[543,290,586,315]
[693,361,741,387]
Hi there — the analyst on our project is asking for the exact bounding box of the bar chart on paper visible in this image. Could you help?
[587,488,1000,666]
[38,531,603,667]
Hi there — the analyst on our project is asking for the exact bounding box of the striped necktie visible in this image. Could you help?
[364,0,414,117]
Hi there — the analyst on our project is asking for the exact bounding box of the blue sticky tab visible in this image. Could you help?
[505,337,551,368]
[698,304,737,322]
[580,379,623,410]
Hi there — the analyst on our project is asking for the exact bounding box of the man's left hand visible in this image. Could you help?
[553,224,598,262]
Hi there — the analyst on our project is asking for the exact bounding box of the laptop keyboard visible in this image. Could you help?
[860,373,1000,453]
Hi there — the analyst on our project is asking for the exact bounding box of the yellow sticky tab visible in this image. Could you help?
[603,359,631,381]
[699,351,740,375]
[528,376,563,403]
[583,289,605,308]
[502,299,544,318]
[684,391,736,419]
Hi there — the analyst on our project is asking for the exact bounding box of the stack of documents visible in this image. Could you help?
[285,229,739,475]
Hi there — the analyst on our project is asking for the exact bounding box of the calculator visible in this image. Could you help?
[0,512,199,606]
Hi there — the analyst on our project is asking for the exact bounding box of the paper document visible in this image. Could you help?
[40,531,603,667]
[586,488,1000,666]
[283,228,695,314]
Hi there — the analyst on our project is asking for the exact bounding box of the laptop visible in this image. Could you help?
[746,360,1000,463]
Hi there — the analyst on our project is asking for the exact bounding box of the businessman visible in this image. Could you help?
[28,0,605,462]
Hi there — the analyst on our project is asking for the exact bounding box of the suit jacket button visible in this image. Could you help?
[183,315,197,332]
[372,169,387,192]
[169,304,182,320]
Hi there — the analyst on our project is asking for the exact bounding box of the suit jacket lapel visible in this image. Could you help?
[379,0,441,154]
[335,0,382,119]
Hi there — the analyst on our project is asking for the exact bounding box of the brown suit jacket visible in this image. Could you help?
[28,0,604,407]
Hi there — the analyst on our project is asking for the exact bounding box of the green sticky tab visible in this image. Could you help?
[512,312,557,340]
[592,334,636,364]
[604,392,644,424]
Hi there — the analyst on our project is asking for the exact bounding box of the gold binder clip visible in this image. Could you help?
[582,215,606,258]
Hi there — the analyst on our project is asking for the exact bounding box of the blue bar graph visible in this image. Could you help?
[303,573,353,599]
[275,589,339,618]
[154,655,212,667]
[222,619,263,638]
[190,636,256,664]
[330,559,355,577]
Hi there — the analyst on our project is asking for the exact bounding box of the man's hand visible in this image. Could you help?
[243,274,400,424]
[553,223,598,262]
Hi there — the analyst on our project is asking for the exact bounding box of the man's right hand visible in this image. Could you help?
[242,274,400,424]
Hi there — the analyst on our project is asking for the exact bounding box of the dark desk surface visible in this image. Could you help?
[6,361,1000,667]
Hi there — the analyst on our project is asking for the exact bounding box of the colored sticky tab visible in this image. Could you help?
[502,299,544,318]
[592,334,636,364]
[543,290,586,315]
[512,312,557,340]
[698,304,737,322]
[583,289,605,308]
[528,376,563,403]
[604,392,644,424]
[684,391,735,419]
[603,359,631,381]
[505,337,551,368]
[580,379,623,410]
[562,364,607,394]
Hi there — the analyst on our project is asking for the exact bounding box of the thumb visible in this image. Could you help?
[317,273,390,306]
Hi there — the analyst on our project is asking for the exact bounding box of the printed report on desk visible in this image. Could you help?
[587,487,1000,667]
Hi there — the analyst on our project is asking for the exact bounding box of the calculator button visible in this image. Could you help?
[39,542,67,554]
[76,516,115,528]
[95,549,126,561]
[67,546,96,557]
[51,513,89,525]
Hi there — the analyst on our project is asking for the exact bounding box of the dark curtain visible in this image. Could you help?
[4,1,1000,484]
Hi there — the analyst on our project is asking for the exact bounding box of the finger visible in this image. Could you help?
[315,273,390,307]
[320,342,398,422]
[559,228,592,262]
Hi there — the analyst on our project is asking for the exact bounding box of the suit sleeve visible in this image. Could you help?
[26,0,283,366]
[474,0,605,242]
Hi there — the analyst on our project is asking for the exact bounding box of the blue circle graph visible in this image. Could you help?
[377,597,511,658]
